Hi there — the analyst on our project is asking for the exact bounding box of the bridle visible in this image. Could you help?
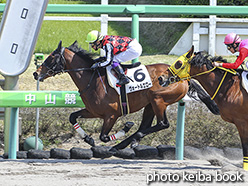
[40,47,99,93]
[42,47,66,77]
[166,61,237,100]
[42,47,92,78]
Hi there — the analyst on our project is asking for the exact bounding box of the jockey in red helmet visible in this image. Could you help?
[86,30,142,86]
[213,33,248,69]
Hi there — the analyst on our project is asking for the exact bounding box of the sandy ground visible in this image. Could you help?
[0,158,247,186]
[0,136,248,186]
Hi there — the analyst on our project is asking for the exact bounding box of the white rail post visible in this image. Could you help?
[193,22,200,52]
[100,0,108,57]
[209,0,217,56]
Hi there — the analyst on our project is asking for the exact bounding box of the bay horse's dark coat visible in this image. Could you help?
[33,41,219,151]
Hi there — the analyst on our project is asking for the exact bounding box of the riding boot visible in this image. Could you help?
[113,65,130,86]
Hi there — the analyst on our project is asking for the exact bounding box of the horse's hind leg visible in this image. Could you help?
[69,108,96,146]
[111,103,155,151]
[139,109,169,137]
[125,105,170,149]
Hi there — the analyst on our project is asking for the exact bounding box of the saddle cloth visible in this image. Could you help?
[242,71,248,93]
[106,64,153,95]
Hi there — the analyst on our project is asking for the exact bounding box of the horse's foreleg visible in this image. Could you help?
[99,115,118,143]
[69,109,96,146]
[151,98,170,128]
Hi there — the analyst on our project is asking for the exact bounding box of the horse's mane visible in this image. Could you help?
[189,52,243,74]
[67,41,95,65]
[188,52,226,70]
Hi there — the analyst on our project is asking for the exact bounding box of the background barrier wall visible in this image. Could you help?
[0,91,84,108]
[0,91,84,159]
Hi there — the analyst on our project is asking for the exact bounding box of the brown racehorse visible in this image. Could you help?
[158,46,248,170]
[33,41,219,151]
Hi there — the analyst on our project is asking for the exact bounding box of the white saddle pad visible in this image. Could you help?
[242,71,248,93]
[106,64,153,95]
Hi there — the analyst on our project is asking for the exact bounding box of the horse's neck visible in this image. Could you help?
[64,50,94,91]
[195,71,232,101]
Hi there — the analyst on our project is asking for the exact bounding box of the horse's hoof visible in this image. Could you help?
[123,121,134,132]
[136,132,144,139]
[130,142,138,149]
[84,135,95,147]
[130,139,139,149]
[159,121,170,128]
[100,135,110,143]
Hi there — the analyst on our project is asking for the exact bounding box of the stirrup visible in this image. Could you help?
[116,77,129,87]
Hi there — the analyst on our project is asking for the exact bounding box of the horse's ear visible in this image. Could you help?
[186,45,194,59]
[58,40,62,50]
[72,40,78,46]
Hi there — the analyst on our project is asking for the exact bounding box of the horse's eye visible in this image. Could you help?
[174,61,182,69]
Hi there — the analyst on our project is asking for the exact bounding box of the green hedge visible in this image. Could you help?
[19,102,241,149]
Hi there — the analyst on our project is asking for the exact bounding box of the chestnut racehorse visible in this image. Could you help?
[159,46,248,170]
[33,41,219,151]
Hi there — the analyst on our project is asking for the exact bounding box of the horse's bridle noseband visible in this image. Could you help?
[40,47,98,93]
[43,47,66,77]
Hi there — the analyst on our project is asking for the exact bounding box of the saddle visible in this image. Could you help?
[106,62,152,116]
[241,71,248,93]
[121,62,141,70]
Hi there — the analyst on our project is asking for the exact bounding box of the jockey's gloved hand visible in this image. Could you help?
[94,57,106,63]
[212,62,222,67]
[91,62,101,70]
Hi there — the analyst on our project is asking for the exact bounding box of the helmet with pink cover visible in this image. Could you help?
[224,33,241,45]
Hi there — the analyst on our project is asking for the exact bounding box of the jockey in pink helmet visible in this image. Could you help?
[213,33,248,69]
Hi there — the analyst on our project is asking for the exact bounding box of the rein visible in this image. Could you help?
[63,67,92,73]
[47,47,109,94]
[182,67,237,100]
[179,67,217,81]
[169,65,238,100]
[43,47,97,93]
[211,71,227,100]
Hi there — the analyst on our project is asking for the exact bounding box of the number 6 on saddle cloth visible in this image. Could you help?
[106,63,153,116]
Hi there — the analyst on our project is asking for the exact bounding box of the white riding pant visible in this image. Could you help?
[113,39,142,63]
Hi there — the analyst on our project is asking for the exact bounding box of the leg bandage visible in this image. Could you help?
[109,122,134,141]
[243,157,248,171]
[110,130,125,141]
[73,123,87,139]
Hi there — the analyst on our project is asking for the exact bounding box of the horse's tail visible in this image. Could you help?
[187,80,220,115]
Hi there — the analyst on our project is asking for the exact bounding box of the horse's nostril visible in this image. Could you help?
[158,76,165,84]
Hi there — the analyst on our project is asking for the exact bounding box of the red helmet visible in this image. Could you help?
[224,33,241,45]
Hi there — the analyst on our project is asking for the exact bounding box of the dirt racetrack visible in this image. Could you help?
[0,158,248,186]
